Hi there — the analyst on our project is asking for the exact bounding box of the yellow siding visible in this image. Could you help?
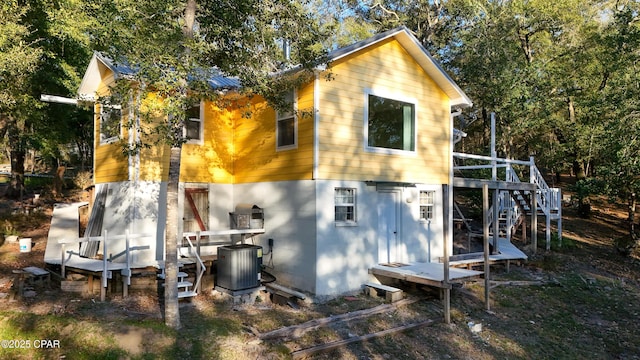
[93,68,129,184]
[233,86,315,183]
[92,36,453,186]
[179,101,234,183]
[317,38,451,184]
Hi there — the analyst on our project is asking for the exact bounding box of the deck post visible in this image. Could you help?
[532,190,538,254]
[546,211,551,251]
[490,113,497,181]
[61,243,66,279]
[196,231,202,293]
[101,230,107,302]
[506,192,512,243]
[557,196,563,247]
[123,230,130,298]
[483,184,491,311]
[442,184,451,324]
[492,188,499,254]
[521,215,527,244]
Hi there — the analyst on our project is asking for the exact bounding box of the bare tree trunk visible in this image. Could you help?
[164,146,182,329]
[163,0,197,330]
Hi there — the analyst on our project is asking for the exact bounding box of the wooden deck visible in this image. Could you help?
[369,262,483,289]
[447,238,528,268]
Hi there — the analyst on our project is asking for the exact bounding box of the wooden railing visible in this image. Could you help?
[453,152,562,248]
[58,231,152,300]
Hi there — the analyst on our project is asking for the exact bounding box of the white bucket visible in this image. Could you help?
[19,238,32,253]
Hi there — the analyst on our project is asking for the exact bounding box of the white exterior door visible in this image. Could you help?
[378,191,399,264]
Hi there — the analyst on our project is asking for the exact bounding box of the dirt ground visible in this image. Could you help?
[1,188,640,359]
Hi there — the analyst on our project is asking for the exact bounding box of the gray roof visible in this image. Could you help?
[81,28,471,107]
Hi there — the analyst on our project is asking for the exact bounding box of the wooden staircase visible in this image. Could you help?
[487,162,562,249]
[158,267,197,299]
[158,235,206,299]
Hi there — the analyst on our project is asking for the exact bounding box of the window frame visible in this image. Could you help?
[364,89,418,155]
[184,101,204,145]
[334,187,357,226]
[276,89,297,151]
[99,104,122,145]
[419,190,435,222]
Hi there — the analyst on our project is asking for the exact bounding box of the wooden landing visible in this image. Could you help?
[369,262,483,289]
[447,238,528,267]
[59,256,128,273]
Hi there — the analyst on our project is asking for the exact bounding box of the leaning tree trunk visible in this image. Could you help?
[164,145,182,329]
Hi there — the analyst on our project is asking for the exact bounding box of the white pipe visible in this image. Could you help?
[491,113,497,181]
[40,94,78,105]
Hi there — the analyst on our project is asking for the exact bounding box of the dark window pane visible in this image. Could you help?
[186,119,200,140]
[278,118,295,146]
[368,94,415,151]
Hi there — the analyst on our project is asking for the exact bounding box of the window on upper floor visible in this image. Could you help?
[419,190,435,221]
[365,92,416,154]
[335,187,357,225]
[184,102,203,144]
[276,89,297,150]
[99,104,122,144]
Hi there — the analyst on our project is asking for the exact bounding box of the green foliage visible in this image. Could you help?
[0,0,94,198]
[73,171,93,190]
[92,0,329,149]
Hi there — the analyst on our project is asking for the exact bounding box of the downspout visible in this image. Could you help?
[128,93,135,234]
[447,109,461,259]
[313,72,320,180]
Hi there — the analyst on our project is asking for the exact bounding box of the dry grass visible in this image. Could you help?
[1,190,640,359]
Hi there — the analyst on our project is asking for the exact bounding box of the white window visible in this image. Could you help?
[276,90,297,150]
[184,102,203,144]
[365,91,416,154]
[99,105,122,144]
[419,190,435,221]
[335,188,356,224]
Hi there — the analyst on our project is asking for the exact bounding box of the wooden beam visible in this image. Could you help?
[290,320,434,359]
[259,298,418,340]
[492,189,499,254]
[442,184,451,324]
[532,191,538,254]
[483,184,491,311]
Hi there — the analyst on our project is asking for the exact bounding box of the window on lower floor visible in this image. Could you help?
[335,187,356,223]
[419,190,435,220]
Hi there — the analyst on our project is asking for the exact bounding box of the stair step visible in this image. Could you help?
[178,290,197,299]
[162,280,193,288]
[157,271,189,280]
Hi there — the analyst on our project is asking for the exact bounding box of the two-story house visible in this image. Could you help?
[76,26,472,297]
